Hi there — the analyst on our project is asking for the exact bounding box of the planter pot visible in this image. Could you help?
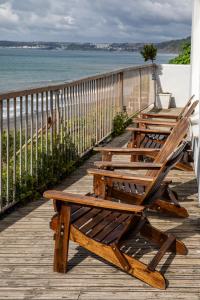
[157,93,172,109]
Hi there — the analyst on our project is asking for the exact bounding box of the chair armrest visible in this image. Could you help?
[94,161,162,170]
[94,147,161,156]
[133,119,177,127]
[126,127,171,134]
[140,113,179,120]
[87,168,154,186]
[43,190,145,214]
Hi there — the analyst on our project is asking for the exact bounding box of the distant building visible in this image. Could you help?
[95,43,110,49]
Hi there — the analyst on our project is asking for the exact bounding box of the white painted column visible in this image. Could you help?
[190,0,200,202]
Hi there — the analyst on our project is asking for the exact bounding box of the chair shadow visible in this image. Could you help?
[170,178,198,200]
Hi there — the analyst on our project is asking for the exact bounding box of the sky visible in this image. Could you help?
[0,0,193,43]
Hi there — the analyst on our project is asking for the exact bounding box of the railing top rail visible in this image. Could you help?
[0,64,155,100]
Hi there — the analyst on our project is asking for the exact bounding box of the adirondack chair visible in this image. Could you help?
[44,190,188,290]
[138,94,194,120]
[127,100,198,170]
[95,109,194,171]
[133,95,197,128]
[89,119,190,217]
[89,140,188,217]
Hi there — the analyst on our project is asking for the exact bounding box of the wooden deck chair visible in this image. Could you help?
[138,94,195,122]
[126,100,198,171]
[94,118,190,170]
[132,98,198,129]
[90,119,190,217]
[95,107,195,171]
[89,140,189,218]
[44,190,188,290]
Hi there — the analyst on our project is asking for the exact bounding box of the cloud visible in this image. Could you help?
[0,0,192,42]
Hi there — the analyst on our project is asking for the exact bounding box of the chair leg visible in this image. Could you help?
[175,161,193,171]
[70,225,166,290]
[140,222,188,255]
[54,205,71,273]
[151,199,189,218]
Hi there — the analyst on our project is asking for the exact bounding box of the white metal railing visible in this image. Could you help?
[0,64,155,213]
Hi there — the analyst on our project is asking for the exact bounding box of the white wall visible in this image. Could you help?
[156,64,191,108]
[190,0,200,203]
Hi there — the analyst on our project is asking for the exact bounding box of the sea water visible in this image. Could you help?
[0,48,176,93]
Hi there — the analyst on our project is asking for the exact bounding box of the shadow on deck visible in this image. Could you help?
[0,109,199,300]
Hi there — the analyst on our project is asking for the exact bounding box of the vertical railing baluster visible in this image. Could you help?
[91,80,95,145]
[81,82,85,152]
[6,99,10,204]
[73,85,76,150]
[100,78,103,140]
[110,75,113,132]
[19,96,23,179]
[76,84,79,154]
[85,81,88,149]
[105,77,108,135]
[95,80,98,143]
[25,95,28,174]
[103,78,106,136]
[0,100,3,210]
[13,98,16,202]
[30,94,33,176]
[41,92,44,165]
[50,91,54,155]
[86,81,90,148]
[35,93,38,178]
[63,88,67,159]
[68,86,73,161]
[46,91,49,156]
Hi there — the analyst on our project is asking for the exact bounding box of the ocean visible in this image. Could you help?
[0,48,176,93]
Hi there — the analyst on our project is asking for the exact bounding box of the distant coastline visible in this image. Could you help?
[0,36,190,53]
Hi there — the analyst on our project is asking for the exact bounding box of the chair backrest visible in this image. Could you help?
[183,100,199,118]
[140,118,189,203]
[143,140,188,204]
[178,95,195,120]
[146,117,189,177]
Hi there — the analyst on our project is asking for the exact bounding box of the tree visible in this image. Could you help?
[169,42,191,64]
[140,44,157,63]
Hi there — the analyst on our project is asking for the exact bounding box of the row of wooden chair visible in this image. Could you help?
[44,96,198,290]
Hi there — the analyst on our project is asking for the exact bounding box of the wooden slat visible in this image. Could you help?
[44,191,145,213]
[94,162,162,170]
[87,212,121,239]
[94,214,130,243]
[80,210,112,234]
[73,208,101,229]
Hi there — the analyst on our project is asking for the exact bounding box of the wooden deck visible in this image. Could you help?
[0,110,200,299]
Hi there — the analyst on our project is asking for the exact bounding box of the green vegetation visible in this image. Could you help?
[1,130,79,208]
[1,106,132,210]
[112,112,132,137]
[169,43,191,64]
[140,44,157,63]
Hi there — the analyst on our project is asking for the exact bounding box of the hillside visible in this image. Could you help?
[156,36,191,53]
[0,37,191,53]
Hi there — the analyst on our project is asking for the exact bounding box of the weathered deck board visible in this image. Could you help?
[0,109,199,299]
